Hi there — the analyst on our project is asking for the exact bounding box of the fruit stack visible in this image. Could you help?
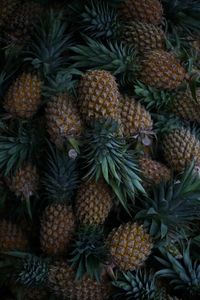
[0,0,200,299]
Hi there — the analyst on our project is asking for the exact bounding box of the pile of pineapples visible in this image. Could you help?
[1,0,200,299]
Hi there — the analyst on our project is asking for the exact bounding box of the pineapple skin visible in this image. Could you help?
[0,220,28,251]
[119,94,153,137]
[46,93,84,149]
[171,89,200,123]
[162,128,200,172]
[140,50,186,90]
[75,180,113,225]
[48,261,112,300]
[122,21,165,53]
[107,222,153,271]
[78,70,119,123]
[9,164,39,200]
[4,1,43,45]
[0,0,20,29]
[23,288,48,300]
[4,73,42,119]
[119,0,163,25]
[40,203,76,255]
[138,157,171,186]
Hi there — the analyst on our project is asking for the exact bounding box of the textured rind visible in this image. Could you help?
[10,164,39,199]
[107,222,153,271]
[0,0,20,28]
[0,220,28,251]
[40,204,76,255]
[162,128,200,171]
[119,0,163,25]
[4,73,42,118]
[48,262,112,300]
[78,70,119,123]
[123,21,165,53]
[119,95,153,137]
[23,288,48,300]
[75,180,113,225]
[171,89,200,123]
[138,157,171,186]
[46,93,84,148]
[140,50,186,90]
[4,1,42,43]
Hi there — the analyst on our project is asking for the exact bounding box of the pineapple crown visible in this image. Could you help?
[82,118,145,212]
[0,120,42,176]
[112,268,157,299]
[70,36,139,86]
[134,81,176,113]
[0,48,22,99]
[162,0,200,34]
[42,142,79,203]
[25,10,72,78]
[155,240,200,296]
[42,68,82,99]
[136,162,200,241]
[68,225,107,281]
[15,254,49,288]
[76,0,120,39]
[153,113,185,135]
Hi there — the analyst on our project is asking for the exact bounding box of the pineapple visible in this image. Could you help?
[40,144,78,255]
[135,163,200,240]
[4,73,42,119]
[107,222,153,271]
[171,89,200,123]
[23,288,48,300]
[119,0,163,24]
[71,38,185,89]
[122,21,165,53]
[162,128,200,171]
[78,70,120,124]
[45,93,84,149]
[40,203,76,255]
[156,242,200,296]
[140,50,186,90]
[4,1,43,46]
[0,220,28,251]
[112,268,156,299]
[75,180,113,225]
[48,261,112,300]
[119,94,153,137]
[9,164,39,200]
[138,157,171,187]
[69,225,107,281]
[0,0,20,29]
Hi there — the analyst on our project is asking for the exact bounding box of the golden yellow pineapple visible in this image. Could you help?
[171,89,200,123]
[9,164,39,200]
[78,70,120,123]
[119,94,153,137]
[119,0,163,24]
[4,73,42,119]
[4,1,43,45]
[75,180,113,225]
[122,21,165,53]
[0,0,20,29]
[162,128,200,172]
[140,50,186,90]
[0,220,28,251]
[40,203,76,255]
[45,93,84,148]
[48,261,112,300]
[138,157,171,186]
[107,222,153,271]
